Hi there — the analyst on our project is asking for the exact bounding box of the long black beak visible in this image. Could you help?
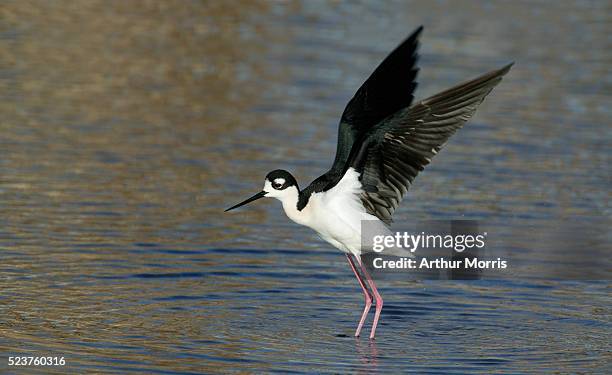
[225,191,267,212]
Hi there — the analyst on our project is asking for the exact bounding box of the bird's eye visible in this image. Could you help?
[272,182,282,189]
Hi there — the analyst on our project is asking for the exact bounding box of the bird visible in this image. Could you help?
[225,26,512,339]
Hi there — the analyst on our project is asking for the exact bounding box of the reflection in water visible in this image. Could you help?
[355,338,378,370]
[1,1,610,373]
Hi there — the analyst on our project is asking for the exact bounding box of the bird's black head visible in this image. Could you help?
[264,169,298,191]
[225,169,299,212]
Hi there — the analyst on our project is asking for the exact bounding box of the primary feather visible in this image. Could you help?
[331,26,422,173]
[354,63,514,224]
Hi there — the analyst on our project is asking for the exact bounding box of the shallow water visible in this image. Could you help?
[1,1,610,373]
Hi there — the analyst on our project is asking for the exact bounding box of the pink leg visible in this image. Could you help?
[346,254,372,337]
[358,259,383,339]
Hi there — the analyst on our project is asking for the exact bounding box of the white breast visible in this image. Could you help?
[293,168,381,256]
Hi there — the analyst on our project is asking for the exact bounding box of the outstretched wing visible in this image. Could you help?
[329,26,423,173]
[352,63,514,224]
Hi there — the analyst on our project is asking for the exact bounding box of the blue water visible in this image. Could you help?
[1,1,610,373]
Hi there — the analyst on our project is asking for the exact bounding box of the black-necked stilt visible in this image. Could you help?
[226,26,512,339]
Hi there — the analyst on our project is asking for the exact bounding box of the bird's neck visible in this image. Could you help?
[280,188,309,226]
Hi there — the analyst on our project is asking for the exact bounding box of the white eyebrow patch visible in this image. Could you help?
[274,178,286,185]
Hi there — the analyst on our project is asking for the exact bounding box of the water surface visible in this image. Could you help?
[1,1,610,373]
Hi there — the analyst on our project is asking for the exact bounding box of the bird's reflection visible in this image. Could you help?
[355,337,379,370]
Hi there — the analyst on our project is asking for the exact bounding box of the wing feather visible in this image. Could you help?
[329,27,423,173]
[353,63,513,224]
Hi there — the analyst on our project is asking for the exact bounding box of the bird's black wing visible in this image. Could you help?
[329,26,423,174]
[351,63,513,224]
